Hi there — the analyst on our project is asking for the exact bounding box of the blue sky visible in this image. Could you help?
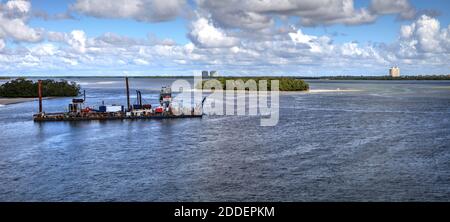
[0,0,449,76]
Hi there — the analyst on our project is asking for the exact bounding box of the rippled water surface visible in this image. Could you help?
[1,78,450,201]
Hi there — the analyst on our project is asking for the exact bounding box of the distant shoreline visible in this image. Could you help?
[308,75,450,81]
[1,75,449,80]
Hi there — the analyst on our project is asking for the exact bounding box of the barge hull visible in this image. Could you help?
[33,114,203,122]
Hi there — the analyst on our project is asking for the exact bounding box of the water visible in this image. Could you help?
[1,78,450,201]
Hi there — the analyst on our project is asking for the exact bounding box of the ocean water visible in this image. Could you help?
[0,78,450,201]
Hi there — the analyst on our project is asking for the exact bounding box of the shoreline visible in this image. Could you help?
[1,76,450,80]
[0,97,54,105]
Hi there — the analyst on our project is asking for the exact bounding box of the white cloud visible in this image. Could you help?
[289,29,333,53]
[341,42,365,57]
[184,42,195,54]
[72,0,187,22]
[46,31,67,42]
[289,29,316,45]
[399,15,450,53]
[0,0,43,43]
[0,16,43,42]
[296,1,377,26]
[31,43,57,56]
[196,0,418,30]
[230,46,240,54]
[0,38,5,51]
[442,25,450,50]
[370,0,416,19]
[68,30,87,53]
[0,23,428,75]
[414,15,441,52]
[4,0,31,18]
[62,57,78,66]
[133,58,150,65]
[400,24,414,39]
[188,17,239,48]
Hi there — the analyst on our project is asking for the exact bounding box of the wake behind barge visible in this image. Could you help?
[33,77,203,122]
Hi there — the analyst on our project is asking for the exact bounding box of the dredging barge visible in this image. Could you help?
[33,77,203,122]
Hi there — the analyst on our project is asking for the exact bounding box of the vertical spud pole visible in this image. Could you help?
[126,77,130,111]
[38,80,43,113]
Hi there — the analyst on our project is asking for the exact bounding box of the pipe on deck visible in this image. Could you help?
[136,90,142,106]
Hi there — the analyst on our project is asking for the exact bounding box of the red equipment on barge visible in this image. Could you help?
[33,77,203,122]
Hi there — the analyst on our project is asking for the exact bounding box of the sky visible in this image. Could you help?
[0,0,449,76]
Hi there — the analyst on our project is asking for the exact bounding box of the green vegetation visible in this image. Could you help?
[197,77,309,91]
[0,78,80,98]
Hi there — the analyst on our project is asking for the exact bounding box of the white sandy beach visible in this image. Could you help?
[0,97,55,105]
[0,98,38,105]
[307,89,362,93]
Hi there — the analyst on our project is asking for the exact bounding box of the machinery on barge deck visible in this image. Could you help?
[33,77,203,122]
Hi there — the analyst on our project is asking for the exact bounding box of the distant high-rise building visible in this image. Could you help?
[202,71,209,78]
[209,71,218,77]
[389,66,400,77]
